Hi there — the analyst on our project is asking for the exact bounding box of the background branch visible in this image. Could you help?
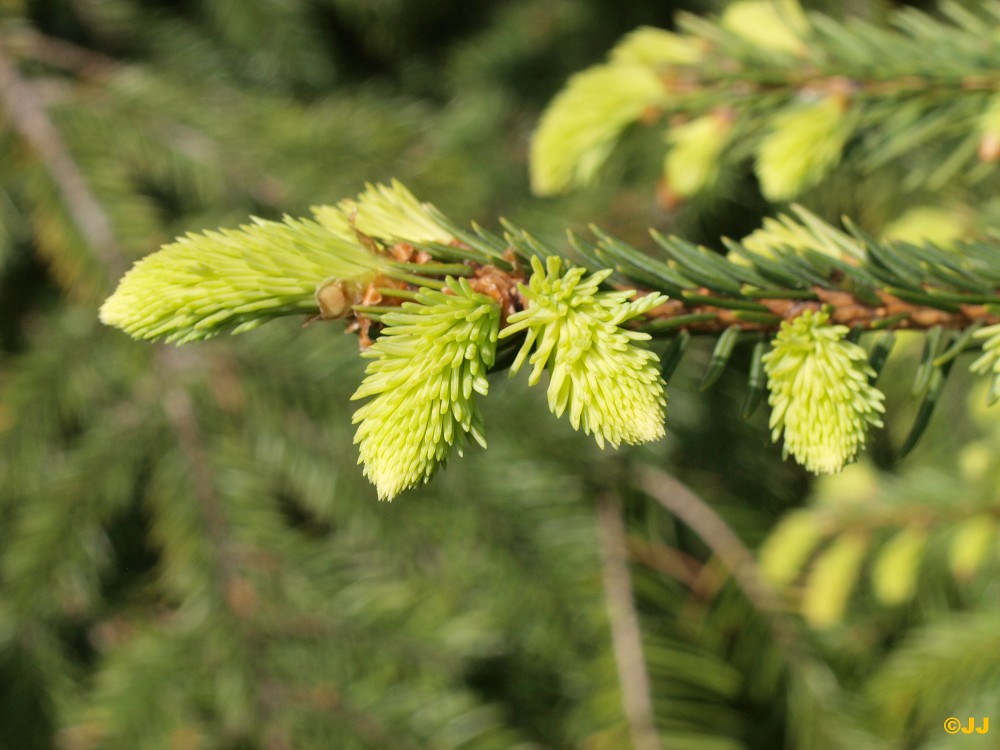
[0,47,126,280]
[597,493,664,750]
[637,467,802,656]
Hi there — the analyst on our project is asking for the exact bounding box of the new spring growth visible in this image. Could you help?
[720,0,809,56]
[352,278,500,500]
[312,179,454,245]
[99,216,390,343]
[610,26,702,66]
[970,324,1000,404]
[663,111,733,200]
[530,62,667,195]
[99,180,452,344]
[763,310,885,474]
[756,94,854,202]
[500,256,667,448]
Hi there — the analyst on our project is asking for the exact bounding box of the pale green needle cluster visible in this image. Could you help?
[99,216,389,343]
[731,206,864,268]
[741,214,825,258]
[530,64,667,195]
[352,278,500,500]
[720,0,809,56]
[971,324,1000,377]
[880,206,966,247]
[664,112,732,199]
[610,26,702,66]
[311,180,454,244]
[500,256,667,448]
[756,97,854,202]
[763,310,885,474]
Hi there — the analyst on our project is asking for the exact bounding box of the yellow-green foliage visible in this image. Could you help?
[500,256,667,448]
[948,515,998,580]
[100,216,388,343]
[663,113,731,199]
[760,461,1000,628]
[871,527,928,606]
[756,97,854,202]
[530,64,667,195]
[880,206,968,247]
[312,180,454,244]
[763,310,885,474]
[101,180,460,345]
[759,511,826,588]
[352,278,500,500]
[801,534,869,628]
[720,0,809,56]
[610,26,702,66]
[740,213,839,260]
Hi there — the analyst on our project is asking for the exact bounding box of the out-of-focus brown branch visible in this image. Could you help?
[158,348,242,600]
[156,347,277,734]
[597,494,663,750]
[637,467,802,654]
[0,47,127,279]
[2,28,116,80]
[626,535,702,587]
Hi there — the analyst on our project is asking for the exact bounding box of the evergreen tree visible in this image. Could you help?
[3,1,1000,749]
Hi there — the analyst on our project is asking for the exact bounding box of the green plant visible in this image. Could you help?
[102,178,1000,498]
[7,1,1000,748]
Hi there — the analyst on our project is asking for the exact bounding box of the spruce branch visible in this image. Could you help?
[761,463,1000,626]
[101,181,1000,494]
[530,0,1000,202]
[155,347,273,736]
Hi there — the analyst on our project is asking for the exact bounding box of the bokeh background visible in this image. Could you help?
[2,1,1000,749]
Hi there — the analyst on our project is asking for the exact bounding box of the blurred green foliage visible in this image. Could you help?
[2,1,1000,749]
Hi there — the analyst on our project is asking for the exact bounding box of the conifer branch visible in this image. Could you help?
[10,2,1000,744]
[101,180,1000,494]
[530,0,1000,202]
[761,464,1000,626]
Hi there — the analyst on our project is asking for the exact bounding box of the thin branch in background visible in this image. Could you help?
[596,494,664,750]
[156,347,273,728]
[2,28,117,80]
[160,362,236,588]
[626,535,702,587]
[637,466,803,657]
[0,48,127,280]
